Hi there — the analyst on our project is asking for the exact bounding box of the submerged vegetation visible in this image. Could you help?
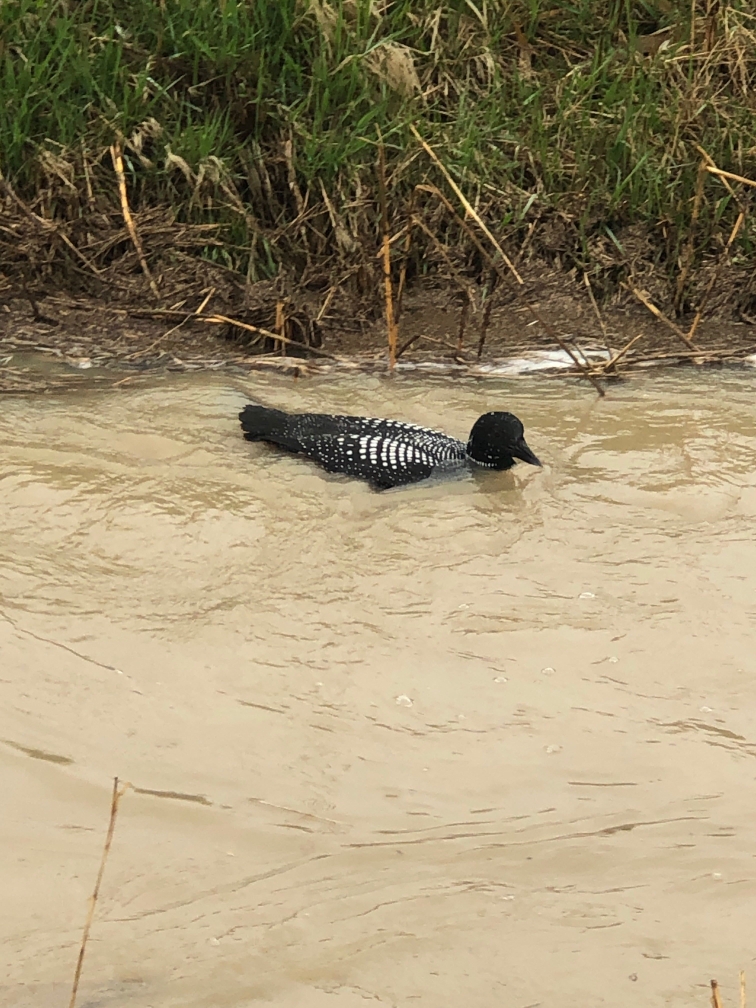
[2,0,756,333]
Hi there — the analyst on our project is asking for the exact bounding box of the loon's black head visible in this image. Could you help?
[466,411,541,470]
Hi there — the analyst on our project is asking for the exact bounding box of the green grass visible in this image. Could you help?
[2,0,756,302]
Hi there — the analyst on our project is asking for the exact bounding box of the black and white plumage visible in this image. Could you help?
[239,404,541,490]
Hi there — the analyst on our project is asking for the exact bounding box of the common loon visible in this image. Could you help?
[239,404,541,490]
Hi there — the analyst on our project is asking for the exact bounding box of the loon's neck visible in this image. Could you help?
[465,448,516,471]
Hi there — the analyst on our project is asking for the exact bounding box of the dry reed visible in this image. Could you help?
[377,138,398,370]
[409,147,606,394]
[196,313,338,359]
[109,143,159,300]
[275,300,286,357]
[623,283,699,351]
[456,298,469,356]
[687,211,746,344]
[476,270,498,361]
[583,272,612,360]
[408,124,523,286]
[704,167,756,190]
[674,159,707,313]
[598,333,646,373]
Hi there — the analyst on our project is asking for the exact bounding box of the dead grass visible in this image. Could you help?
[2,1,756,378]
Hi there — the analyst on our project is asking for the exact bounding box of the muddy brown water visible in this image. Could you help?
[2,368,756,1008]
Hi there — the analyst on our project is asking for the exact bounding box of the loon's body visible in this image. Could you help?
[239,404,541,490]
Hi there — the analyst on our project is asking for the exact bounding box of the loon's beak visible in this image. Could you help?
[513,438,541,467]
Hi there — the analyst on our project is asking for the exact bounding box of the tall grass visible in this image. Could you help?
[1,0,755,304]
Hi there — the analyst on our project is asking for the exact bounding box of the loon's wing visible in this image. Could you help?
[294,431,440,489]
[316,416,464,456]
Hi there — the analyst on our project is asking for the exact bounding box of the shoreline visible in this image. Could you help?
[3,333,756,398]
[2,283,756,395]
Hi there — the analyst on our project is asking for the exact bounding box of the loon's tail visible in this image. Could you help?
[239,404,298,450]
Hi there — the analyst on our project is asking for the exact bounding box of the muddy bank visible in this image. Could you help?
[2,280,756,396]
[3,0,756,401]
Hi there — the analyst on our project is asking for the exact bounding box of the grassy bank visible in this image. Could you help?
[2,0,756,338]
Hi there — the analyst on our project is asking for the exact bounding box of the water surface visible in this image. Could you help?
[2,369,755,1007]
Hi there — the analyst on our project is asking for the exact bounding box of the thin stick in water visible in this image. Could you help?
[68,777,128,1008]
[599,332,645,372]
[711,979,724,1008]
[741,970,747,1008]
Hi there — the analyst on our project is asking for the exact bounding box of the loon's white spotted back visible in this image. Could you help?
[239,404,541,490]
